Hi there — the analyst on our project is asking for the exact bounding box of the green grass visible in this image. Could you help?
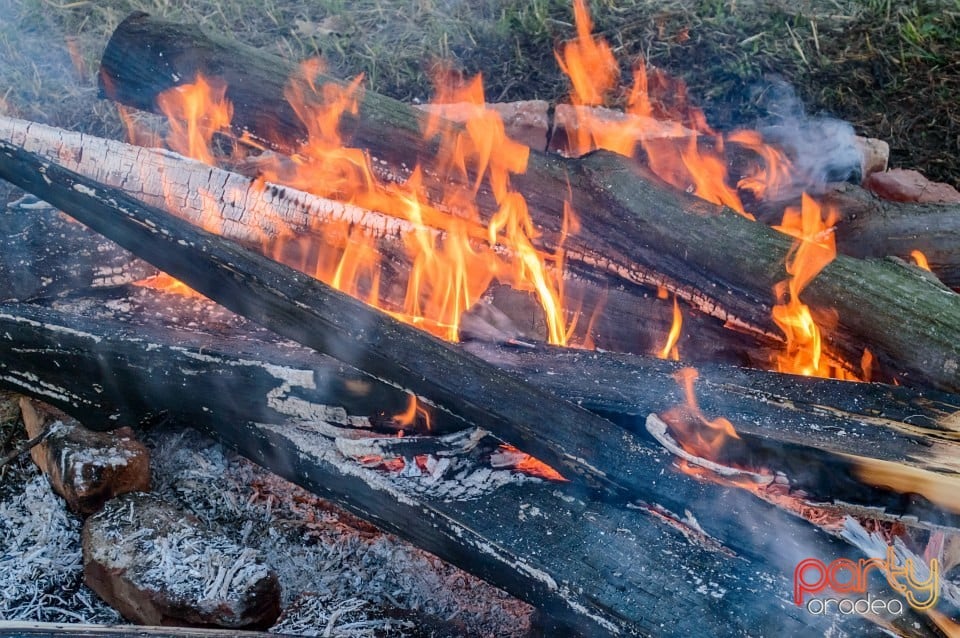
[1,0,958,185]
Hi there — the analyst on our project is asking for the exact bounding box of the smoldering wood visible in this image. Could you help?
[98,13,960,394]
[0,115,776,365]
[465,342,960,527]
[0,298,930,638]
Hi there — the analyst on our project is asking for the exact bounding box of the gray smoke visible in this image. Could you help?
[747,77,863,201]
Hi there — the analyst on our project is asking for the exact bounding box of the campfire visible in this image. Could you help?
[2,2,960,636]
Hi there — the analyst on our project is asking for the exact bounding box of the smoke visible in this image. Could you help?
[746,77,863,201]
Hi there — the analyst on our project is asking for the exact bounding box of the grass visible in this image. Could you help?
[0,0,958,186]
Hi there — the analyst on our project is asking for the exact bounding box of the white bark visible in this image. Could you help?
[0,116,416,247]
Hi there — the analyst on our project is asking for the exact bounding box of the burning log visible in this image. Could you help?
[0,116,776,366]
[0,296,937,637]
[96,13,960,393]
[467,342,960,526]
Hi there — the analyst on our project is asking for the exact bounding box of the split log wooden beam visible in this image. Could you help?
[0,297,936,637]
[0,116,777,366]
[97,13,960,394]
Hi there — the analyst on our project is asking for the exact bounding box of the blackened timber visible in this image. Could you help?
[0,299,921,638]
[465,342,960,525]
[98,13,960,394]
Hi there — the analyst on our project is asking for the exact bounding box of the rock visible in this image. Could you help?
[82,492,281,628]
[416,100,549,151]
[864,168,960,204]
[854,136,889,178]
[19,397,150,515]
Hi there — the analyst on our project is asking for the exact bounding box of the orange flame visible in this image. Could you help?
[155,74,232,165]
[911,249,932,272]
[394,393,431,432]
[665,367,740,460]
[555,1,755,218]
[142,63,576,346]
[771,193,849,378]
[658,295,682,360]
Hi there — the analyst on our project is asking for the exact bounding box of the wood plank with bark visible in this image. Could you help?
[0,297,931,637]
[97,13,960,393]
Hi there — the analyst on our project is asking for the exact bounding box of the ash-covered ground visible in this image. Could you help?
[0,391,531,637]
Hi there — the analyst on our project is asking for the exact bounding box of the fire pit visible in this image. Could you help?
[2,2,960,636]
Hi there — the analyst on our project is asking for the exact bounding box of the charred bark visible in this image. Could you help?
[97,13,960,394]
[466,341,960,526]
[0,297,935,637]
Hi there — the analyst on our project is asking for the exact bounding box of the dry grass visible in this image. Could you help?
[0,0,958,184]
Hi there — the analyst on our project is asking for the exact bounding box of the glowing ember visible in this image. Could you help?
[496,444,567,482]
[133,273,204,299]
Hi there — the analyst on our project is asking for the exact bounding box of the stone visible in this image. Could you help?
[82,492,281,628]
[864,168,960,204]
[854,136,889,179]
[19,397,150,515]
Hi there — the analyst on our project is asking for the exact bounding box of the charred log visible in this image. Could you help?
[466,341,960,526]
[0,296,935,637]
[98,14,960,394]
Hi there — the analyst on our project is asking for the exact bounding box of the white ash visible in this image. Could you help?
[147,427,531,637]
[0,468,120,624]
[271,594,411,638]
[90,494,273,609]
